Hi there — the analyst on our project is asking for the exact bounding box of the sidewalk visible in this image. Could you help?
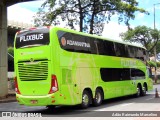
[0,78,17,103]
[0,91,16,103]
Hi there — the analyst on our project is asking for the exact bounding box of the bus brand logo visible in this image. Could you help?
[61,37,67,46]
[20,34,44,42]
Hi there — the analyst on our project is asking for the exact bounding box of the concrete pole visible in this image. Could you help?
[0,1,8,97]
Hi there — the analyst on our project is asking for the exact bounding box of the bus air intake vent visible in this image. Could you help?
[18,61,48,81]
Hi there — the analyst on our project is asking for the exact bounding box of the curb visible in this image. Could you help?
[0,99,17,103]
[0,94,16,103]
[153,83,160,85]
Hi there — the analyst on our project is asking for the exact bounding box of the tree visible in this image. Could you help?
[156,42,160,54]
[120,25,160,53]
[34,0,148,35]
[8,47,14,71]
[8,47,14,61]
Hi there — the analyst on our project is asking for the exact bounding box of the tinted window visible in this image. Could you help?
[115,43,127,57]
[136,48,143,60]
[58,31,91,53]
[73,34,91,53]
[104,41,116,56]
[100,68,145,81]
[100,68,131,82]
[131,68,145,79]
[57,30,145,60]
[133,47,138,57]
[16,28,49,48]
[94,39,105,55]
[128,46,136,58]
[85,37,97,54]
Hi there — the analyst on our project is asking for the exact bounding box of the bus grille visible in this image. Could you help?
[18,61,48,81]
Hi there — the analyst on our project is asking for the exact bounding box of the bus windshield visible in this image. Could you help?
[15,27,50,48]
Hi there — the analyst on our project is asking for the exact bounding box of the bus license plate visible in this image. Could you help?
[30,100,38,104]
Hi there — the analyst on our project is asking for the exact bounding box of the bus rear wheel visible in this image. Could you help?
[135,85,141,97]
[81,90,91,109]
[46,105,56,110]
[142,85,147,96]
[93,89,103,106]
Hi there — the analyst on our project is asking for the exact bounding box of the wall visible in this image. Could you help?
[0,2,8,97]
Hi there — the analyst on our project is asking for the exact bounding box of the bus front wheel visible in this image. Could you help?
[93,89,103,106]
[81,90,91,109]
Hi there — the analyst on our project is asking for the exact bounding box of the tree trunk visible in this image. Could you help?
[78,0,83,32]
[89,0,96,34]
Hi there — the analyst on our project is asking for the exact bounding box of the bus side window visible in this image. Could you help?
[128,46,136,58]
[87,37,97,54]
[103,41,116,56]
[94,39,105,55]
[131,68,145,80]
[100,68,131,81]
[73,34,86,52]
[114,43,126,57]
[133,47,138,58]
[125,45,129,57]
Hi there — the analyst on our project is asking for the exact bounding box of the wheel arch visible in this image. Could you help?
[143,82,148,91]
[137,83,142,90]
[83,88,93,104]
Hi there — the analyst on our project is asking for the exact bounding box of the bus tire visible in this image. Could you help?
[135,85,141,97]
[93,89,103,107]
[81,90,91,109]
[142,85,147,96]
[46,105,56,110]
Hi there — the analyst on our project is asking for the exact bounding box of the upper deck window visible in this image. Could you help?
[57,30,148,61]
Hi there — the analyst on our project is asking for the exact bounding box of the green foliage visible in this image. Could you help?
[8,47,14,71]
[156,41,160,54]
[8,47,14,61]
[34,0,148,35]
[156,62,160,67]
[120,25,160,52]
[147,61,156,67]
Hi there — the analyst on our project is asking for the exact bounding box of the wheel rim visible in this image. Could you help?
[143,86,146,94]
[137,87,140,96]
[83,94,89,106]
[95,92,101,104]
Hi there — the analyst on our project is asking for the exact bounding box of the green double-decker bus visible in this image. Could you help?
[14,26,153,108]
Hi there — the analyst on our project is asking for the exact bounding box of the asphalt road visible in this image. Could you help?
[0,85,160,118]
